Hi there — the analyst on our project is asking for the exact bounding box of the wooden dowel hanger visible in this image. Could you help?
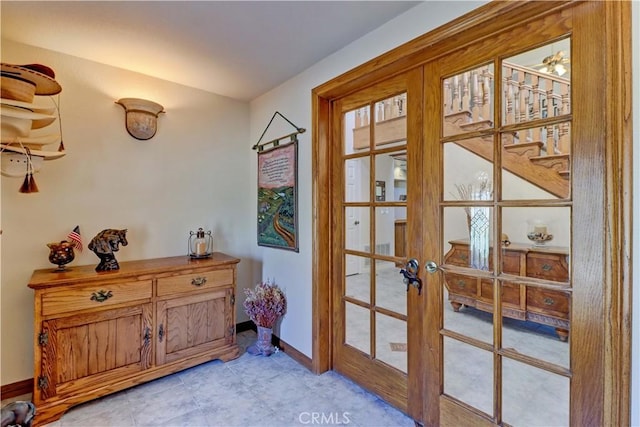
[252,111,305,152]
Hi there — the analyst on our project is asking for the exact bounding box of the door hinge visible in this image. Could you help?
[37,375,49,390]
[230,294,235,305]
[38,331,49,346]
[228,326,235,337]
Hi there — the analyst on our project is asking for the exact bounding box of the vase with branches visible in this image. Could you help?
[243,280,287,356]
[453,172,493,270]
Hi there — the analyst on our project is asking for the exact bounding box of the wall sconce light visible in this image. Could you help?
[116,98,164,140]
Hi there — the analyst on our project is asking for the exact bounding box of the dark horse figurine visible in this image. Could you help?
[1,401,36,427]
[88,229,128,271]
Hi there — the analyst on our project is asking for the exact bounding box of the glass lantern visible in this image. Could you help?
[188,228,213,258]
[526,221,554,247]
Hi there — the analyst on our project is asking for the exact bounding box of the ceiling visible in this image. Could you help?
[1,1,421,101]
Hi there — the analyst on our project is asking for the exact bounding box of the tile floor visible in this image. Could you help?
[4,331,414,427]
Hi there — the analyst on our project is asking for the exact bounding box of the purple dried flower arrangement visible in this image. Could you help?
[243,281,287,328]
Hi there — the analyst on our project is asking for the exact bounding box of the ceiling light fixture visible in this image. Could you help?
[539,51,569,77]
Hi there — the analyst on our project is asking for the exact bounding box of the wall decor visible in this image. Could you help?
[257,142,298,251]
[87,228,128,271]
[375,180,386,201]
[254,111,304,252]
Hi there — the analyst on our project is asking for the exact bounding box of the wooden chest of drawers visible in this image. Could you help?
[443,240,570,340]
[28,254,240,426]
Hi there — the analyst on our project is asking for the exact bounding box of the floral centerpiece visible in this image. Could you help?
[243,280,286,356]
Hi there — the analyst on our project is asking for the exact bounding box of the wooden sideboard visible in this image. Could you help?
[394,219,407,264]
[443,239,570,341]
[28,254,240,426]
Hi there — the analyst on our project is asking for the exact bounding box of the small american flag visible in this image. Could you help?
[67,226,83,252]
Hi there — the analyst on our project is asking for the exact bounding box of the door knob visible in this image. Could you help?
[425,261,439,274]
[400,258,422,295]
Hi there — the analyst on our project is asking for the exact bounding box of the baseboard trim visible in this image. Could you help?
[236,320,256,333]
[1,378,32,400]
[275,337,313,371]
[239,322,313,371]
[2,321,314,400]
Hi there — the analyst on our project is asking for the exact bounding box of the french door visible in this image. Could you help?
[318,1,630,426]
[332,69,423,417]
[423,20,579,426]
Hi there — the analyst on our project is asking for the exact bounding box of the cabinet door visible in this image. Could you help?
[156,287,233,365]
[37,304,152,401]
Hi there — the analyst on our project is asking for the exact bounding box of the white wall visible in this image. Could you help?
[0,40,256,385]
[251,1,639,424]
[250,0,488,358]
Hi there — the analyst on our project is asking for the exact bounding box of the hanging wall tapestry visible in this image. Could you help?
[257,141,298,251]
[254,112,304,252]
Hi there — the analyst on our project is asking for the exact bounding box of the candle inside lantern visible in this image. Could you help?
[533,224,547,235]
[189,227,212,258]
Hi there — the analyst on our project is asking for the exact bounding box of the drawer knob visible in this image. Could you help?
[544,297,555,306]
[90,290,113,303]
[191,277,207,286]
[456,280,466,289]
[541,264,553,272]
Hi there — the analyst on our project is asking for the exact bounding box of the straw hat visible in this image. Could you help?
[1,63,62,102]
[1,151,44,177]
[0,143,65,160]
[1,97,56,115]
[0,133,60,149]
[1,104,56,127]
[1,104,57,140]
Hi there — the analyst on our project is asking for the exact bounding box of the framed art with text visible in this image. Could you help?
[257,142,298,251]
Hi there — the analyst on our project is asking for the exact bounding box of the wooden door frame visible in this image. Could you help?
[311,1,632,425]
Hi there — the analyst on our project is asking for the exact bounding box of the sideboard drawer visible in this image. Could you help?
[526,253,568,282]
[444,273,478,298]
[501,250,522,275]
[157,269,234,297]
[42,281,152,317]
[444,246,470,267]
[479,280,521,307]
[526,287,570,319]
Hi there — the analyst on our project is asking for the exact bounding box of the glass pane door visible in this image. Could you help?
[333,70,421,415]
[435,38,573,425]
[342,93,408,371]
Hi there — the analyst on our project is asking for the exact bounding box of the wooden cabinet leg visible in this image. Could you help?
[451,302,463,312]
[556,328,569,342]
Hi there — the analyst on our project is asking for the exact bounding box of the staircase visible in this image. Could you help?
[352,61,572,199]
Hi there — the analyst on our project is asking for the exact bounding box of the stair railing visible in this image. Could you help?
[442,62,570,157]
